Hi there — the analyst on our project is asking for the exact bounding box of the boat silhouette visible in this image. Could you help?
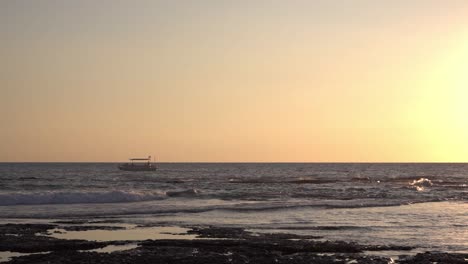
[118,156,157,171]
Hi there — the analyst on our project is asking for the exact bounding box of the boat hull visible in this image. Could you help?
[118,165,157,171]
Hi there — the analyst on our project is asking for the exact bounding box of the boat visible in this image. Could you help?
[118,156,157,171]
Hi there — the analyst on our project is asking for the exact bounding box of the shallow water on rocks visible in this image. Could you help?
[48,225,195,241]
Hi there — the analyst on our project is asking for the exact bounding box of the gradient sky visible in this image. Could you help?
[2,1,468,162]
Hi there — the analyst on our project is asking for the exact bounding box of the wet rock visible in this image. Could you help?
[363,245,413,251]
[0,224,116,253]
[0,224,55,236]
[398,252,468,264]
[188,226,321,240]
[140,238,364,254]
[6,242,391,264]
[1,224,463,264]
[0,234,109,253]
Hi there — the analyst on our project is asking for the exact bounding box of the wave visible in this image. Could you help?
[0,188,205,206]
[166,188,200,197]
[18,177,39,180]
[0,197,454,219]
[0,190,167,206]
[409,178,433,191]
[228,177,338,184]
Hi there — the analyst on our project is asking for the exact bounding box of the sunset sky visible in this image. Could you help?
[2,1,468,162]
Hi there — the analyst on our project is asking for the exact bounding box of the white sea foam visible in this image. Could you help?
[409,178,433,191]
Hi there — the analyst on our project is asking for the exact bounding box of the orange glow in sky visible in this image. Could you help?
[2,1,468,162]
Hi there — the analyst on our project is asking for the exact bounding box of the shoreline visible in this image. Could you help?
[1,222,467,264]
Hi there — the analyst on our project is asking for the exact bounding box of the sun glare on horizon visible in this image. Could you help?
[406,29,468,161]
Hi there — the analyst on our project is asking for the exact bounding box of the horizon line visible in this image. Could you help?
[1,161,468,164]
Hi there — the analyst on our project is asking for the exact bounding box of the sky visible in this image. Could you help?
[1,0,468,162]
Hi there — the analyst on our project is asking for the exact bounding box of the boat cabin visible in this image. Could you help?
[118,156,156,171]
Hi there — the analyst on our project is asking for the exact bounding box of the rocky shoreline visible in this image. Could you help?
[1,223,466,264]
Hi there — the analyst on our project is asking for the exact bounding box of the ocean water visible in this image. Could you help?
[0,163,466,253]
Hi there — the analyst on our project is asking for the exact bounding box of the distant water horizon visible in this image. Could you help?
[3,161,468,164]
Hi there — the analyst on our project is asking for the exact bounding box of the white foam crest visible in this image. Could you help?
[0,190,167,206]
[410,178,433,191]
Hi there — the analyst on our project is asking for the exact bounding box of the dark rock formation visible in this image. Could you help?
[1,224,465,264]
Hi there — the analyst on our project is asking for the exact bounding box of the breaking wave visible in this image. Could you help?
[0,190,168,206]
[409,178,433,191]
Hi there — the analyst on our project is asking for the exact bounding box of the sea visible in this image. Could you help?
[0,163,466,254]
